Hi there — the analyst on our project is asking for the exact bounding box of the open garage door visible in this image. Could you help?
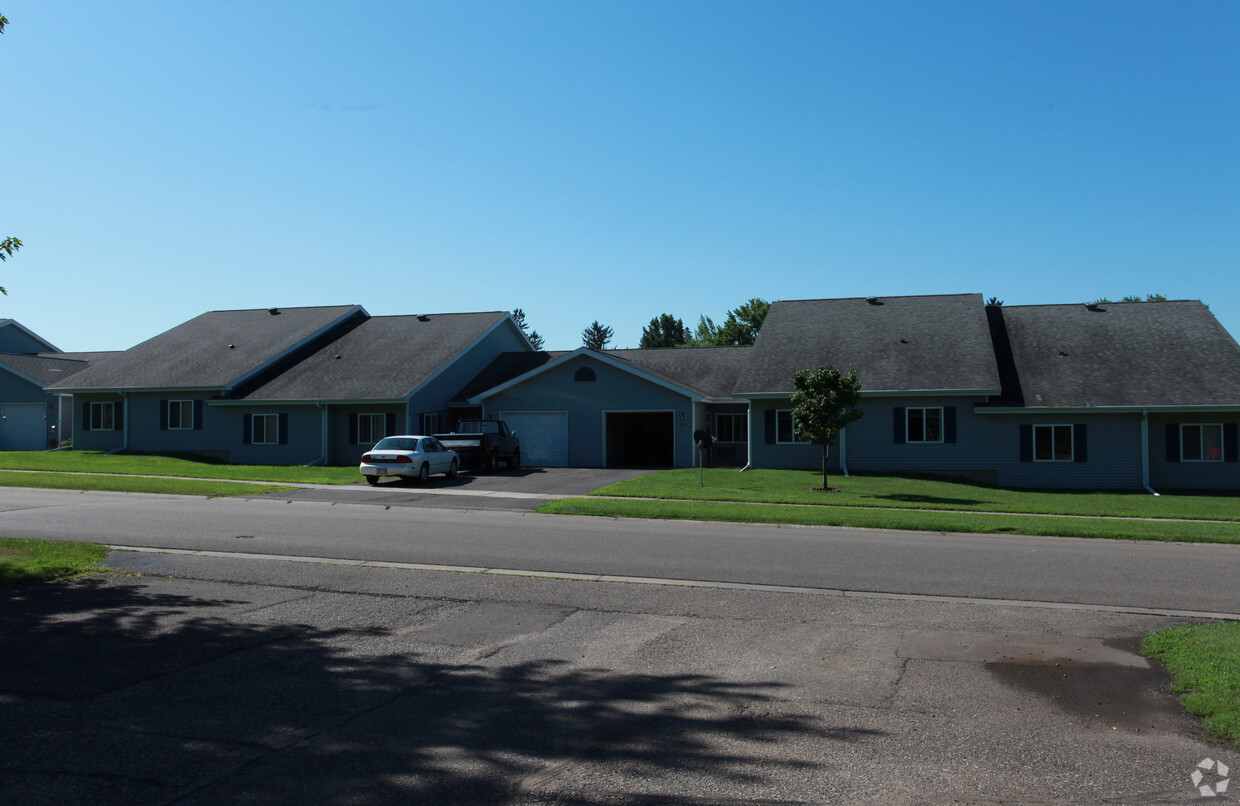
[500,411,568,467]
[605,411,674,468]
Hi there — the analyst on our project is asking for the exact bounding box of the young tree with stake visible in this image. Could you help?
[790,364,864,491]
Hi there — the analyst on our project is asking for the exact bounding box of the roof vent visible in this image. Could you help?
[1084,303,1100,311]
[1058,351,1069,357]
[417,314,430,322]
[268,307,281,315]
[899,338,909,344]
[866,297,881,305]
[334,354,342,360]
[228,344,235,349]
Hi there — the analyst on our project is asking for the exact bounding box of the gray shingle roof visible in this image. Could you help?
[46,306,363,392]
[607,347,751,399]
[0,353,93,385]
[235,312,513,401]
[735,294,1000,395]
[994,300,1240,408]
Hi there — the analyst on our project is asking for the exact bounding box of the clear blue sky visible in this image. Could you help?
[4,1,1237,352]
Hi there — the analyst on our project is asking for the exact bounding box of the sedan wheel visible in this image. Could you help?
[365,476,380,486]
[447,459,458,478]
[419,463,430,484]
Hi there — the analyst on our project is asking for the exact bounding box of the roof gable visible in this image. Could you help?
[46,305,365,392]
[233,311,517,401]
[0,320,60,354]
[994,300,1240,408]
[735,294,1000,395]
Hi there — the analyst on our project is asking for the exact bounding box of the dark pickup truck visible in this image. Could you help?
[434,419,521,472]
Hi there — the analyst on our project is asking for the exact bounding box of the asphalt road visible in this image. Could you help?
[1,487,1238,615]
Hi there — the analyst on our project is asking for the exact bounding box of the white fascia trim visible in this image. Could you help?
[735,389,996,400]
[0,320,61,353]
[2,363,54,389]
[974,405,1240,415]
[405,315,523,405]
[470,347,703,403]
[47,385,225,394]
[224,305,368,392]
[209,398,404,407]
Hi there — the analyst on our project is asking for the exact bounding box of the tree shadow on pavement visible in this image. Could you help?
[0,577,882,805]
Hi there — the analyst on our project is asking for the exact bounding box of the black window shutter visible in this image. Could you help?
[893,407,906,444]
[348,413,358,445]
[385,412,396,437]
[1073,424,1088,463]
[82,402,92,432]
[1019,424,1033,462]
[278,413,289,445]
[1225,423,1239,463]
[114,401,123,430]
[243,414,253,445]
[944,407,957,444]
[159,400,169,430]
[764,409,776,445]
[1165,423,1180,463]
[194,400,204,430]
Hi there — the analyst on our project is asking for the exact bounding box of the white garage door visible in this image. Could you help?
[0,403,47,451]
[500,411,568,467]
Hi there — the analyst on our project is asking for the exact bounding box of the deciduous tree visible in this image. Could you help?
[639,314,688,348]
[790,364,864,492]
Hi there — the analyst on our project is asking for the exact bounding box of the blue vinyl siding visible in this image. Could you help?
[225,406,322,465]
[481,356,695,467]
[71,394,126,452]
[407,321,530,430]
[125,393,218,454]
[0,371,59,448]
[1149,413,1240,490]
[329,406,403,465]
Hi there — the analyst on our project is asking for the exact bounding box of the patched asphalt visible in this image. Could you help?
[1,549,1228,805]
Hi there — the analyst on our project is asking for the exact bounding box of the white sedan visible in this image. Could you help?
[360,435,459,485]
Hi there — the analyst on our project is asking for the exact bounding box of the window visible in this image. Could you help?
[716,413,748,443]
[906,407,943,443]
[252,413,279,445]
[357,413,385,445]
[423,413,443,435]
[168,400,193,430]
[1182,424,1224,462]
[776,410,809,444]
[90,402,114,431]
[1034,424,1073,462]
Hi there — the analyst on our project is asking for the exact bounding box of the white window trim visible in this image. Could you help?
[168,399,193,430]
[775,409,810,445]
[253,413,279,446]
[90,401,115,431]
[422,413,443,435]
[906,406,944,444]
[1033,423,1073,462]
[1181,423,1224,462]
[358,412,385,445]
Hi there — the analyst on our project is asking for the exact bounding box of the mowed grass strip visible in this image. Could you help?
[0,471,293,497]
[592,468,1240,521]
[0,451,359,484]
[1142,622,1240,747]
[0,537,109,586]
[539,497,1240,543]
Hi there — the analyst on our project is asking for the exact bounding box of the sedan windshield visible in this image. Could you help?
[373,437,418,451]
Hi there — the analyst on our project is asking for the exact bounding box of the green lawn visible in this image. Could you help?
[0,536,110,586]
[537,468,1240,542]
[0,471,294,497]
[0,451,359,484]
[591,468,1240,521]
[1142,622,1240,747]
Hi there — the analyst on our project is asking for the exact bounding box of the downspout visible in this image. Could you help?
[840,425,849,477]
[1141,408,1159,496]
[307,402,328,467]
[739,403,752,471]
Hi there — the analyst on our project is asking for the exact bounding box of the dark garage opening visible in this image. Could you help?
[606,412,675,468]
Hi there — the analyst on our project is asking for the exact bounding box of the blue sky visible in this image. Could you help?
[4,1,1237,352]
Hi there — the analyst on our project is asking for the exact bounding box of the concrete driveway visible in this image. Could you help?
[276,466,657,510]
